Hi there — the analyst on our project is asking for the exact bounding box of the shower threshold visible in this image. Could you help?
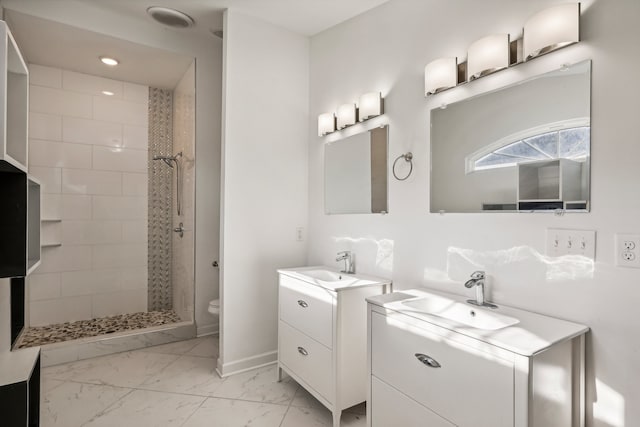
[16,309,182,348]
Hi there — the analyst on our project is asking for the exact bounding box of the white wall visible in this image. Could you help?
[28,64,148,326]
[219,9,308,375]
[308,1,640,426]
[0,0,223,337]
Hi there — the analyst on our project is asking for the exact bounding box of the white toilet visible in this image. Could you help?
[208,298,220,315]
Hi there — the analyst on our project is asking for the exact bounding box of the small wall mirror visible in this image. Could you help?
[430,60,591,213]
[325,125,388,214]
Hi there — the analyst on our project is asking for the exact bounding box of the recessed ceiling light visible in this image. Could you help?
[102,90,115,96]
[147,6,195,28]
[99,56,119,66]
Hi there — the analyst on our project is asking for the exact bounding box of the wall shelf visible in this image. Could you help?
[0,21,29,173]
[27,177,41,275]
[0,347,40,426]
[41,243,62,248]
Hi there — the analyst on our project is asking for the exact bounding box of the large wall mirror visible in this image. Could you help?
[325,125,388,214]
[431,60,591,213]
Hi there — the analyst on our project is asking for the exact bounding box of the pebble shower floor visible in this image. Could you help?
[16,310,181,348]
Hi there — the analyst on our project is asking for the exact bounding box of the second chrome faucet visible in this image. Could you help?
[336,251,355,274]
[464,270,498,309]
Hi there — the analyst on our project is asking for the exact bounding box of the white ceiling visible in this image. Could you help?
[1,0,388,89]
[74,0,390,38]
[5,10,195,89]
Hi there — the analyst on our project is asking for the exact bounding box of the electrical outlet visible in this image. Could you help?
[296,227,304,242]
[546,228,596,259]
[615,233,640,268]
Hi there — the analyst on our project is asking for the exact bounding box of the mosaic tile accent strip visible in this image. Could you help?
[16,310,181,348]
[148,87,174,311]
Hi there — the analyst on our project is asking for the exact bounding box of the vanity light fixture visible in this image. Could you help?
[423,2,580,95]
[358,92,383,122]
[336,103,357,129]
[424,57,458,95]
[99,56,119,66]
[101,90,115,96]
[524,3,580,60]
[467,34,510,81]
[318,113,336,136]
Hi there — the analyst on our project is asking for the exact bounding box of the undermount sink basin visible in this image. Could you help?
[402,295,520,330]
[289,268,382,290]
[302,269,351,283]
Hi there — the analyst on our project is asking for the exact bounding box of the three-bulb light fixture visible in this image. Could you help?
[318,92,383,137]
[424,3,580,96]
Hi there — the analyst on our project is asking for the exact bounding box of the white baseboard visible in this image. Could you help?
[197,322,219,337]
[216,350,277,378]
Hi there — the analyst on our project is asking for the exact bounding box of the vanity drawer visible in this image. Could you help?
[279,275,334,348]
[371,376,455,427]
[279,320,333,403]
[370,312,514,426]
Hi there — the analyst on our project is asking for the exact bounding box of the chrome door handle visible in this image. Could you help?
[297,300,308,308]
[297,346,309,356]
[415,353,441,368]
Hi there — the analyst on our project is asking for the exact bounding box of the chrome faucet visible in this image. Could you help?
[464,271,497,309]
[336,251,355,274]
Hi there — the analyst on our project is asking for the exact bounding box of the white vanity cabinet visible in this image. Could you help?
[367,290,589,427]
[277,267,391,427]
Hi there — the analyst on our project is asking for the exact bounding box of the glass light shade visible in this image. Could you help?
[524,3,580,60]
[336,103,357,129]
[467,34,510,81]
[424,57,458,95]
[318,113,336,136]
[358,92,383,122]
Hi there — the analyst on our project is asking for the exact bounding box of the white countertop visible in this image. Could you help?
[278,266,391,291]
[367,288,589,357]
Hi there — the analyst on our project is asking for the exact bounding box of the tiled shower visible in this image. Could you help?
[21,63,195,346]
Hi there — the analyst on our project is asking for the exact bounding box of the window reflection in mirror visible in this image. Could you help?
[430,60,591,213]
[324,126,388,214]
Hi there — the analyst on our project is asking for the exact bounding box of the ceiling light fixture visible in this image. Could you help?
[101,91,115,96]
[147,6,195,29]
[99,56,119,66]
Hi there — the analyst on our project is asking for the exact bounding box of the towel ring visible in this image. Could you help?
[393,152,413,181]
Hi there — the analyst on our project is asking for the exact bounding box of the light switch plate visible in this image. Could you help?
[546,228,596,260]
[615,233,640,268]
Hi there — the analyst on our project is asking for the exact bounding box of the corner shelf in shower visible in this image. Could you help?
[41,216,62,249]
[41,243,62,248]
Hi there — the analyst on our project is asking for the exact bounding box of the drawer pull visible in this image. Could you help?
[297,300,309,308]
[298,346,309,356]
[415,353,441,368]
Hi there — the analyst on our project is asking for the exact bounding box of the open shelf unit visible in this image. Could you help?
[27,177,41,274]
[0,20,28,173]
[517,159,584,211]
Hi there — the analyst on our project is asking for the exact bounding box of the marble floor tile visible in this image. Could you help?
[212,364,298,405]
[181,397,288,427]
[139,355,225,396]
[43,350,179,388]
[185,336,219,358]
[41,381,131,427]
[290,385,326,409]
[82,389,205,427]
[280,405,366,427]
[141,337,203,355]
[41,378,65,394]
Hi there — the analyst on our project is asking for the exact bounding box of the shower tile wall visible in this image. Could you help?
[148,88,173,311]
[171,62,196,321]
[27,64,149,327]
